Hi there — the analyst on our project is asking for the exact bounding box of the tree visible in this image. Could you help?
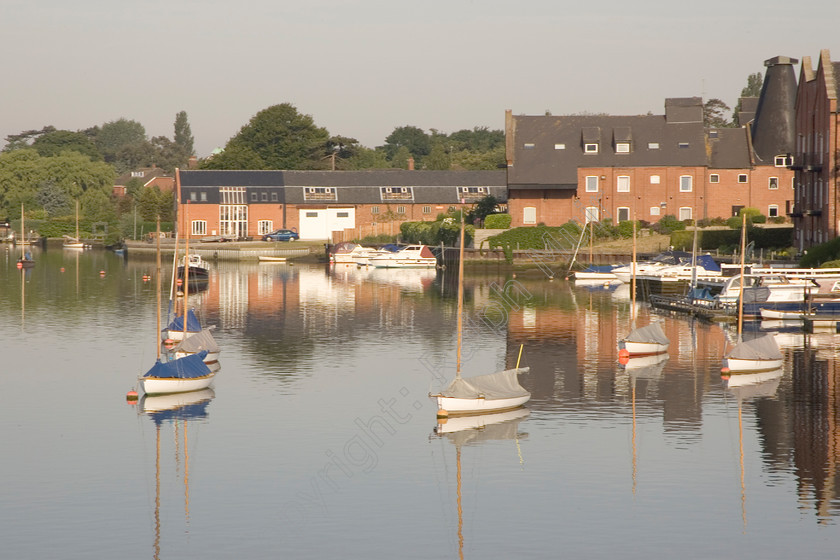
[205,103,329,170]
[30,130,103,161]
[343,147,391,170]
[703,98,733,128]
[381,126,431,160]
[424,143,451,170]
[390,146,412,169]
[3,126,56,152]
[468,195,500,225]
[174,111,195,156]
[733,72,764,126]
[450,146,506,170]
[447,127,505,152]
[136,185,174,221]
[150,136,190,172]
[36,181,73,217]
[93,118,148,169]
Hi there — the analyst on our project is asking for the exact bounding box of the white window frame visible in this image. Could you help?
[679,175,693,192]
[615,142,630,153]
[523,207,537,225]
[191,220,207,236]
[650,175,660,184]
[616,176,630,192]
[585,207,599,223]
[584,143,599,154]
[769,177,779,190]
[709,174,719,183]
[738,174,748,183]
[257,220,273,235]
[617,207,630,222]
[397,206,406,214]
[648,142,660,150]
[585,176,598,192]
[768,205,779,218]
[650,206,661,216]
[423,206,431,214]
[554,143,565,150]
[679,207,692,221]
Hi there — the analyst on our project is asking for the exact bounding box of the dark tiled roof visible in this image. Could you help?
[708,128,751,169]
[507,112,707,188]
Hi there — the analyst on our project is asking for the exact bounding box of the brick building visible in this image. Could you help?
[790,49,840,251]
[175,169,506,241]
[505,56,798,228]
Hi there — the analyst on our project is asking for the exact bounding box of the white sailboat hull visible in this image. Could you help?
[722,357,784,373]
[173,350,220,363]
[162,329,201,342]
[619,340,669,356]
[139,372,216,395]
[435,394,531,416]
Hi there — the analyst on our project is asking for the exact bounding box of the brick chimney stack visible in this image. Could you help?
[408,157,415,171]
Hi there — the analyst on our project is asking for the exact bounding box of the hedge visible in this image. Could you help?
[670,226,793,251]
[484,214,512,229]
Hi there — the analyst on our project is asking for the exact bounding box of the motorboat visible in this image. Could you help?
[370,245,437,268]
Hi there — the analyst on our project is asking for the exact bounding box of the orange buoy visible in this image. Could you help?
[99,270,106,276]
[60,267,65,272]
[619,355,630,365]
[16,262,22,269]
[126,390,139,402]
[436,409,449,418]
[720,367,730,374]
[618,348,630,359]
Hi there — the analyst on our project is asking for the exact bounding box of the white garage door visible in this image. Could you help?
[298,208,356,240]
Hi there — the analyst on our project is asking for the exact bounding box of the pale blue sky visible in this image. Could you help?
[1,1,837,157]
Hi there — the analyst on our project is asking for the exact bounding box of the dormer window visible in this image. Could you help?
[582,127,600,154]
[615,142,630,153]
[584,143,599,154]
[775,155,793,167]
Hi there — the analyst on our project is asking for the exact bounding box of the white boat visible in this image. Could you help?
[610,251,692,283]
[330,242,377,264]
[258,255,287,263]
[63,200,87,249]
[370,245,437,268]
[430,215,530,416]
[139,218,215,395]
[722,333,784,373]
[619,323,670,357]
[170,326,221,363]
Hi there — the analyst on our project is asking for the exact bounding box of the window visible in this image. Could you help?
[680,175,692,192]
[190,191,197,201]
[448,206,456,212]
[257,220,273,235]
[768,177,779,190]
[251,192,258,202]
[584,207,599,222]
[306,212,318,218]
[615,143,630,153]
[191,220,206,236]
[337,212,349,218]
[768,205,779,218]
[423,206,431,214]
[271,192,278,202]
[523,207,537,224]
[524,143,535,149]
[650,206,661,216]
[648,142,660,150]
[617,207,630,222]
[709,174,719,183]
[554,143,565,150]
[585,176,598,192]
[584,143,599,154]
[261,192,268,201]
[131,171,145,178]
[775,155,791,167]
[200,191,207,202]
[650,175,660,184]
[738,174,748,183]
[679,142,690,149]
[220,186,246,204]
[709,131,718,138]
[397,206,406,214]
[679,207,692,221]
[371,206,380,214]
[617,176,630,192]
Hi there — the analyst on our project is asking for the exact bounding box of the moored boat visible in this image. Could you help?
[370,244,437,268]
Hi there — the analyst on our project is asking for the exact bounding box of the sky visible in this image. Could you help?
[1,0,838,158]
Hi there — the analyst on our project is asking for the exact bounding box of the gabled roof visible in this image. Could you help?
[179,169,505,188]
[506,107,707,189]
[708,128,751,169]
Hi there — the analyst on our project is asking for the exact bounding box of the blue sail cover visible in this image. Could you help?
[693,254,721,272]
[143,351,211,379]
[165,309,202,332]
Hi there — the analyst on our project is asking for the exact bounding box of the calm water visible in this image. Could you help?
[2,245,840,559]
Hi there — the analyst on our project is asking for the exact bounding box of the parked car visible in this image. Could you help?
[262,229,299,242]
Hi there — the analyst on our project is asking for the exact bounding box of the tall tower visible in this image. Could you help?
[750,56,799,165]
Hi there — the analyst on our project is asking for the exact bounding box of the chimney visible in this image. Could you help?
[408,157,415,171]
[188,155,198,169]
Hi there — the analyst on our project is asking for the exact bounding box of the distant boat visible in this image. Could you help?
[258,255,287,263]
[430,215,530,416]
[370,244,437,268]
[16,204,34,268]
[723,334,783,373]
[619,323,670,357]
[63,200,87,249]
[169,326,221,364]
[177,253,209,282]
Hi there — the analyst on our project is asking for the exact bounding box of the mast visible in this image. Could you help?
[737,213,747,339]
[456,211,465,379]
[156,216,162,361]
[75,199,80,241]
[182,203,190,339]
[20,202,25,255]
[630,217,637,326]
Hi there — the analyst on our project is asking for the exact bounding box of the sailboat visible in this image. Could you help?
[63,200,86,249]
[430,214,530,416]
[16,203,35,268]
[619,219,669,358]
[722,214,783,373]
[433,407,530,559]
[163,228,203,341]
[139,217,215,396]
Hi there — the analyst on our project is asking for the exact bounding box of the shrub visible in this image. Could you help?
[484,214,512,229]
[652,215,686,234]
